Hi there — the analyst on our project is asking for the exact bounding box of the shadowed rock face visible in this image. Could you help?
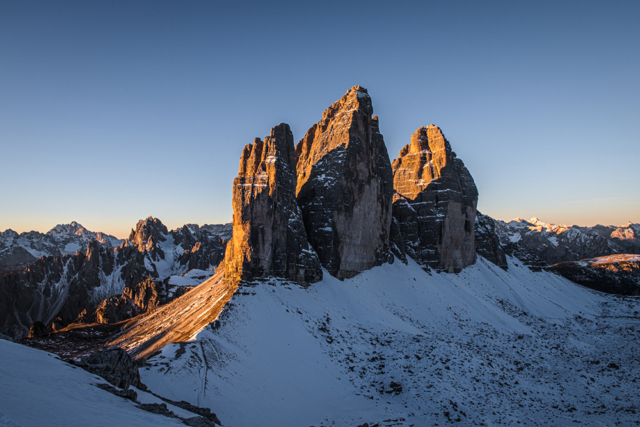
[549,255,640,295]
[0,217,229,334]
[475,211,508,269]
[94,277,193,324]
[493,218,640,268]
[225,123,322,286]
[295,86,394,279]
[392,125,478,273]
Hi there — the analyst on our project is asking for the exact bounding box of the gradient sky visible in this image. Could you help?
[1,0,639,238]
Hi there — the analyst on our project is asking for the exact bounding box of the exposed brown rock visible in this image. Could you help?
[28,321,48,338]
[109,268,236,360]
[128,217,168,261]
[392,125,478,273]
[295,86,394,279]
[224,123,322,286]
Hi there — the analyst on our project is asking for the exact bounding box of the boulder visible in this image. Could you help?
[392,125,478,272]
[80,347,142,389]
[28,321,48,338]
[295,86,394,279]
[224,123,323,286]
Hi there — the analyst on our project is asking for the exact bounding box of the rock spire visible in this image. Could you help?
[224,123,322,286]
[295,86,395,279]
[392,125,478,272]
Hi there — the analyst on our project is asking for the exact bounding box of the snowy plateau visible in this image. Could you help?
[133,256,639,427]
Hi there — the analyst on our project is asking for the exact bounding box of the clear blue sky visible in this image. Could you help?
[1,0,639,238]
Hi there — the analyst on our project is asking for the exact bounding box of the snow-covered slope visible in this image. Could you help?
[140,257,640,426]
[0,339,189,427]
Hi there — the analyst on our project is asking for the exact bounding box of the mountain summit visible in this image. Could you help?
[392,125,478,272]
[224,123,322,286]
[295,86,395,279]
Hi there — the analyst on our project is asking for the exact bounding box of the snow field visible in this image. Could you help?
[0,339,186,427]
[140,257,640,426]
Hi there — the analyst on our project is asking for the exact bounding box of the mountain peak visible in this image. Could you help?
[224,123,322,285]
[128,217,168,253]
[318,85,373,123]
[295,86,394,279]
[392,125,478,272]
[47,221,87,236]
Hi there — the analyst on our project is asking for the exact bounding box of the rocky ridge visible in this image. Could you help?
[224,124,322,286]
[392,125,478,272]
[0,217,229,335]
[493,217,640,267]
[549,254,640,295]
[295,86,395,279]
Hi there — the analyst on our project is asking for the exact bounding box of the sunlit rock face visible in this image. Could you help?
[392,125,478,273]
[295,86,394,279]
[128,217,168,260]
[225,123,322,286]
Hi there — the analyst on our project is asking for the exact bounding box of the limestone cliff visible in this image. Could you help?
[224,123,322,286]
[475,211,508,269]
[392,125,478,272]
[295,86,394,279]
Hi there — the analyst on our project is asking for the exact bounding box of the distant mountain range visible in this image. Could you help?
[492,217,640,266]
[0,222,122,270]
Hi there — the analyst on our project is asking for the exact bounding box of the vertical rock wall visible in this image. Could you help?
[475,211,508,269]
[295,86,394,279]
[224,123,322,286]
[392,125,478,273]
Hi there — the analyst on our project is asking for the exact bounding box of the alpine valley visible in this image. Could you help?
[1,87,638,427]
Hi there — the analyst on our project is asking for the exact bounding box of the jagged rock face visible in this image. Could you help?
[295,86,394,279]
[493,218,640,267]
[475,211,508,269]
[225,124,322,286]
[173,225,227,271]
[392,125,478,273]
[128,217,168,261]
[549,255,640,295]
[95,277,193,324]
[0,218,230,334]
